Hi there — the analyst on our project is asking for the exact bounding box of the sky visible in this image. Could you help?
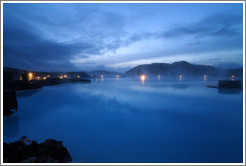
[3,3,244,72]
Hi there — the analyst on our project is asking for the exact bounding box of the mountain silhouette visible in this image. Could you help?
[125,61,242,78]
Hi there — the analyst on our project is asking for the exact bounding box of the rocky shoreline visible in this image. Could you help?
[3,137,72,163]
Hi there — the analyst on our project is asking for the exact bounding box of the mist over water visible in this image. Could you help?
[3,78,243,163]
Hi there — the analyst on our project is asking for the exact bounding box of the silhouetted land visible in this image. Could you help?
[124,61,243,78]
[4,61,243,81]
[3,90,18,115]
[3,71,92,91]
[3,137,72,163]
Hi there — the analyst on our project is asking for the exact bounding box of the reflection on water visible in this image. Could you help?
[3,78,243,163]
[116,75,120,81]
[100,75,104,82]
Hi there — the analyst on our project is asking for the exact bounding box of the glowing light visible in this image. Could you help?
[231,75,235,81]
[77,75,80,79]
[47,75,50,78]
[59,76,63,79]
[64,75,67,78]
[37,76,40,80]
[100,75,104,82]
[140,75,146,84]
[28,72,33,81]
[158,75,161,80]
[179,75,182,81]
[43,77,47,80]
[203,75,207,81]
[140,75,146,81]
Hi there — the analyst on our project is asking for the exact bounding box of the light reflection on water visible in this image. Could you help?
[3,78,243,163]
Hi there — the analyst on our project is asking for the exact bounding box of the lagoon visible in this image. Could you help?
[3,78,243,163]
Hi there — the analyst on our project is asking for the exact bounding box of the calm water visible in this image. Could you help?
[3,78,243,163]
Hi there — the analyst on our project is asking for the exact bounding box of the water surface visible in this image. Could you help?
[3,78,243,163]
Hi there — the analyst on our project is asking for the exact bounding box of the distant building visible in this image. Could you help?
[21,73,29,82]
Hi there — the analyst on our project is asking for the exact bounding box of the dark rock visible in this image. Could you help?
[3,90,18,115]
[218,80,242,89]
[36,155,58,163]
[19,136,32,145]
[39,139,72,162]
[3,137,72,163]
[21,157,37,163]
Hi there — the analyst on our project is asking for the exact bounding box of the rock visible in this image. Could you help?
[3,90,18,115]
[19,136,32,145]
[36,155,58,163]
[39,139,72,163]
[218,80,242,89]
[21,157,37,163]
[3,137,72,163]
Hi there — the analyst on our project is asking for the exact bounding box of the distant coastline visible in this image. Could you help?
[4,61,243,81]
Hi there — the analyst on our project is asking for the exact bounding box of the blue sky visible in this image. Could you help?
[3,3,244,72]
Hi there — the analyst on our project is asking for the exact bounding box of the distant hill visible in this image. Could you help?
[124,61,243,78]
[225,68,243,78]
[91,70,122,77]
[4,61,243,81]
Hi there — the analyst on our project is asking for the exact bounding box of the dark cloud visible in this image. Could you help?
[3,3,126,71]
[129,33,156,42]
[3,21,91,71]
[126,13,243,44]
[162,14,243,38]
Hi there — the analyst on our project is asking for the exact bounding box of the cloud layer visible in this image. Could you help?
[3,3,243,72]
